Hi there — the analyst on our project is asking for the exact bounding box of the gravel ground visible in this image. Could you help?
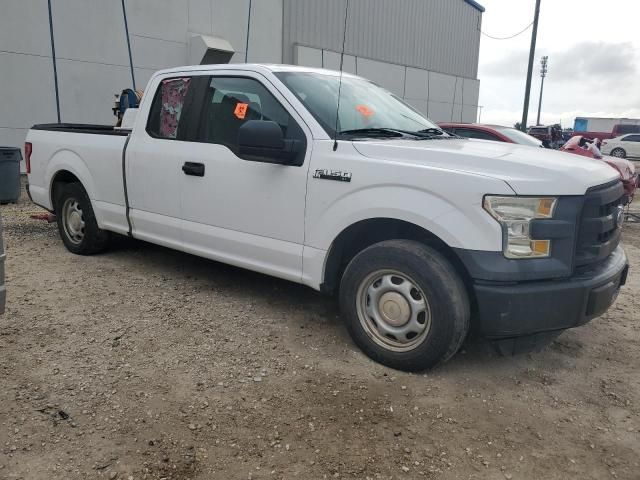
[1,183,639,480]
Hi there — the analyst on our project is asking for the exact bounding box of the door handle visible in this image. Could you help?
[182,162,205,177]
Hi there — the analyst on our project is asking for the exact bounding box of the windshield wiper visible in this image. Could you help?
[338,128,414,139]
[338,127,451,140]
[417,128,446,136]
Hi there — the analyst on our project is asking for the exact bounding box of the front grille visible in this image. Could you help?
[575,180,624,268]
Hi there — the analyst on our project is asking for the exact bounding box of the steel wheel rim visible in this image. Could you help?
[61,198,85,245]
[356,269,432,352]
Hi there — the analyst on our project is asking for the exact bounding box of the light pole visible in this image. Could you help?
[536,56,548,126]
[520,0,542,132]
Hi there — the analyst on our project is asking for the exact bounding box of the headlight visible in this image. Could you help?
[483,196,557,259]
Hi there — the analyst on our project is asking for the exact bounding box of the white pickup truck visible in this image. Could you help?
[25,64,628,371]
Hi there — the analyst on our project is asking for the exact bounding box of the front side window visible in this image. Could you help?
[275,72,441,137]
[623,135,640,142]
[146,77,192,139]
[196,76,305,155]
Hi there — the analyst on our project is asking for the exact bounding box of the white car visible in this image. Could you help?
[25,64,629,371]
[602,134,640,159]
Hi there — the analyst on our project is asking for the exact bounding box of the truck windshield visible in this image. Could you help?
[275,72,443,139]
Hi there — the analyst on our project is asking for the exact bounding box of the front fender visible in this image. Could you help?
[306,182,511,253]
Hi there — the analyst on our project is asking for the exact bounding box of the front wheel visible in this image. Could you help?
[610,147,627,158]
[55,182,110,255]
[339,240,470,371]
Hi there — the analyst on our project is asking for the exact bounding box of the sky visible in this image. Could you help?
[477,0,640,129]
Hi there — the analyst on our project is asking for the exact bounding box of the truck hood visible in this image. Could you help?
[352,138,619,195]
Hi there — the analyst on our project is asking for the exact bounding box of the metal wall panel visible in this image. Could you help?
[283,0,481,80]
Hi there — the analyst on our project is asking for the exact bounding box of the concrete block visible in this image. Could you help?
[0,52,58,128]
[188,0,212,34]
[428,71,456,103]
[246,0,283,63]
[0,0,51,57]
[51,0,129,66]
[404,67,429,100]
[56,58,131,124]
[321,50,356,74]
[294,45,322,68]
[355,57,405,97]
[127,0,188,44]
[211,0,249,53]
[132,35,187,70]
[404,99,429,117]
[427,100,454,123]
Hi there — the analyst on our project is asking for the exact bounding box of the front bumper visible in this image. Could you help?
[473,246,628,339]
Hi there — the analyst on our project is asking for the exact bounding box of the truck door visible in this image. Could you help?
[125,75,203,248]
[178,73,312,282]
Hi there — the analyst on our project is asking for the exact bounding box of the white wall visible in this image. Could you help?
[293,46,479,123]
[0,0,283,164]
[0,0,479,165]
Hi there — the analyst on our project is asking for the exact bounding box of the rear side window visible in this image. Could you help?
[196,76,306,155]
[146,77,193,139]
[456,128,501,141]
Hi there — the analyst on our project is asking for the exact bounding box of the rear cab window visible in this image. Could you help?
[146,77,195,139]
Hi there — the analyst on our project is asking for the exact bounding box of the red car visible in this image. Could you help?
[440,124,637,204]
[560,136,637,203]
[438,123,544,147]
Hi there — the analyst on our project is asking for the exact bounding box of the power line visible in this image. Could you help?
[480,21,534,40]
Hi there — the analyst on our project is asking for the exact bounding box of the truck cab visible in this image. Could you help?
[25,64,629,371]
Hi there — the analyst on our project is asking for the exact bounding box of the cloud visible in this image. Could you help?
[480,41,638,81]
[480,50,529,78]
[479,41,640,127]
[551,42,637,80]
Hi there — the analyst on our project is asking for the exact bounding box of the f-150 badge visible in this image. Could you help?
[313,169,352,182]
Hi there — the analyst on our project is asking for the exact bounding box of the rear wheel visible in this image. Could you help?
[339,240,470,371]
[55,182,110,255]
[611,147,626,158]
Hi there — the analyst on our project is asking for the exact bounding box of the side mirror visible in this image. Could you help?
[238,120,300,165]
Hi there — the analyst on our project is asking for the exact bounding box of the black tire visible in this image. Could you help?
[610,147,626,159]
[339,240,469,371]
[55,182,110,255]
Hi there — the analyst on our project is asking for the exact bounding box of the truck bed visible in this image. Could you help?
[32,123,130,136]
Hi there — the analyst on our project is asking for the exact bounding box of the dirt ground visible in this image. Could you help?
[1,183,638,480]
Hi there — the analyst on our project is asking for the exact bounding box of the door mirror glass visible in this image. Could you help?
[238,120,300,164]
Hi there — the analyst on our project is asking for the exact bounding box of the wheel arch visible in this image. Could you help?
[50,169,83,209]
[320,218,476,309]
[46,149,95,210]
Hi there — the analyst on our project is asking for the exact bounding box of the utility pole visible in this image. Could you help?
[536,56,548,126]
[520,0,541,132]
[244,0,252,62]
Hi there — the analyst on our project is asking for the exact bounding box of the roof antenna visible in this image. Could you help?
[333,0,350,152]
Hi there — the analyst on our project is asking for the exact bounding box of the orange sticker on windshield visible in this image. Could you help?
[234,102,248,119]
[356,105,374,117]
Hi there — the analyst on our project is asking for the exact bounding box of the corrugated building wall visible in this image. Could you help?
[284,0,482,123]
[0,0,482,157]
[283,0,481,78]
